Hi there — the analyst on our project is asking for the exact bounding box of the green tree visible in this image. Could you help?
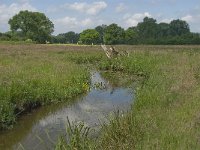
[8,10,54,43]
[0,32,11,41]
[53,32,79,44]
[63,31,79,43]
[104,24,125,44]
[95,24,107,43]
[169,19,190,36]
[137,17,158,41]
[80,29,100,44]
[53,34,66,43]
[65,31,79,44]
[125,27,139,44]
[157,23,170,38]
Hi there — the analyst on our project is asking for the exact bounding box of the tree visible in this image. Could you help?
[53,32,79,44]
[137,17,158,41]
[63,31,79,43]
[0,32,11,41]
[8,10,54,43]
[80,29,100,44]
[169,19,190,36]
[95,24,107,43]
[157,23,170,38]
[125,27,139,44]
[104,23,125,44]
[53,34,66,43]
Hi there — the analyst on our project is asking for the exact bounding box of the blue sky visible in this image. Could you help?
[0,0,200,34]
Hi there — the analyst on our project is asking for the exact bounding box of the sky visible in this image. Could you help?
[0,0,200,35]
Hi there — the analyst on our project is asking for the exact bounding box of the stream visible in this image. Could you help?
[0,71,134,150]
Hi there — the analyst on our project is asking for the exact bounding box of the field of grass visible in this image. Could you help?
[0,44,104,130]
[0,44,200,149]
[95,48,200,149]
[54,45,200,149]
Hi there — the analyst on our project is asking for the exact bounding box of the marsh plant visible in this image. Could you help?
[55,118,94,150]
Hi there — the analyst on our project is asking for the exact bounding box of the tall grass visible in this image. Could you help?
[0,47,101,130]
[96,48,200,149]
[1,44,200,149]
[55,117,94,150]
[55,47,200,149]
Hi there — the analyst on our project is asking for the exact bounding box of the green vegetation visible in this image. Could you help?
[80,29,100,45]
[95,25,107,44]
[103,24,125,44]
[95,48,200,149]
[8,10,54,43]
[1,10,200,45]
[55,118,93,150]
[0,45,100,130]
[0,44,200,149]
[51,31,79,44]
[54,45,200,149]
[53,17,200,45]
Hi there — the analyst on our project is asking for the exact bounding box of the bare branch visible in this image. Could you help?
[100,44,129,59]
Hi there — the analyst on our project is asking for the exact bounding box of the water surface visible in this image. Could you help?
[0,71,134,150]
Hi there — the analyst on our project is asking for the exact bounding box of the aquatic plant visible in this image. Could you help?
[55,118,94,150]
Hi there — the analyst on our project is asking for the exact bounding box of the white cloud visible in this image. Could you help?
[181,13,200,32]
[69,2,86,11]
[186,7,200,32]
[181,15,194,22]
[160,18,173,23]
[0,2,37,31]
[54,17,95,34]
[81,18,93,26]
[66,1,107,15]
[55,17,78,28]
[124,12,151,27]
[116,3,127,13]
[55,17,94,28]
[181,14,200,24]
[0,3,37,23]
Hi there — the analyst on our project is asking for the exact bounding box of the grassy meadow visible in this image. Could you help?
[96,46,200,149]
[0,44,104,130]
[0,44,200,149]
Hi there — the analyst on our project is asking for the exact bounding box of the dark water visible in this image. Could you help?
[0,71,134,150]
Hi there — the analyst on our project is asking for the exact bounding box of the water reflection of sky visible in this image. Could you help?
[11,71,134,149]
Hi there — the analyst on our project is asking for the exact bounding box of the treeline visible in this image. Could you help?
[1,10,200,45]
[0,31,25,41]
[51,32,79,44]
[51,17,200,45]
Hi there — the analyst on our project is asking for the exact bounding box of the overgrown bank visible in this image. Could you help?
[96,48,200,149]
[0,44,200,149]
[0,45,104,130]
[55,46,200,149]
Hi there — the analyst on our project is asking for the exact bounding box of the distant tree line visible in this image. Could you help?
[1,10,200,45]
[51,31,79,44]
[75,17,200,45]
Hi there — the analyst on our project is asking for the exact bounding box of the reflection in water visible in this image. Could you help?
[0,71,134,150]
